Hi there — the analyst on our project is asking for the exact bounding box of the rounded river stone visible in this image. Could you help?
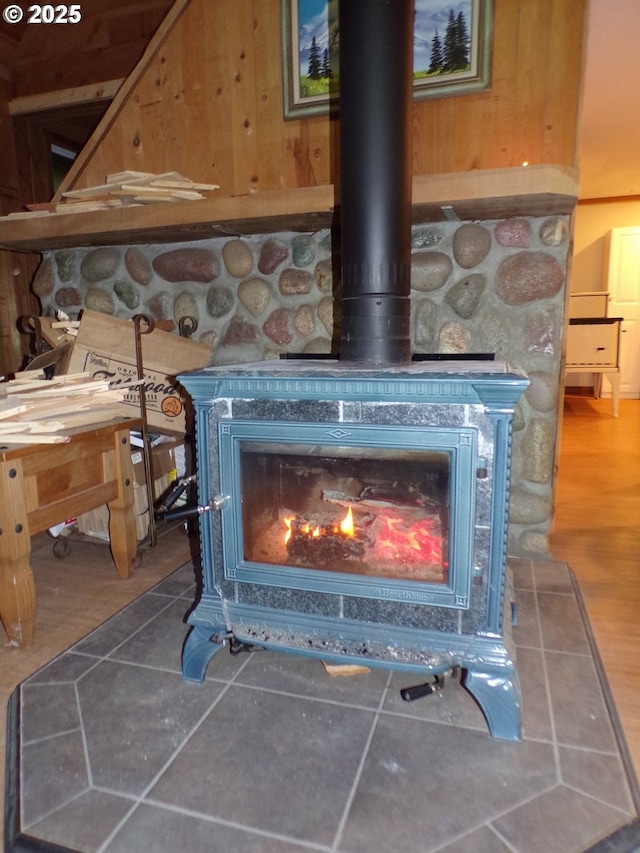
[206,285,235,318]
[495,219,531,248]
[279,268,313,296]
[148,291,172,320]
[411,251,452,292]
[302,336,332,354]
[539,217,568,246]
[445,273,486,319]
[81,247,120,282]
[314,259,333,294]
[414,298,438,346]
[55,287,82,308]
[238,277,272,317]
[222,239,254,278]
[294,304,315,337]
[113,280,140,310]
[452,223,491,268]
[222,316,259,345]
[174,291,200,323]
[263,308,292,345]
[32,258,55,297]
[292,234,316,268]
[125,247,153,285]
[525,370,559,413]
[438,322,470,353]
[496,252,564,305]
[317,297,334,334]
[152,248,219,283]
[85,287,115,314]
[55,251,75,283]
[258,240,289,274]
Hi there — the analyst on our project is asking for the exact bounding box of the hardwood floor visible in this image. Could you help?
[550,394,640,780]
[1,395,638,837]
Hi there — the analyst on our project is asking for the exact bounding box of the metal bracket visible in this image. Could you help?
[209,630,260,656]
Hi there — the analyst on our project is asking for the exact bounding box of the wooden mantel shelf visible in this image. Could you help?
[0,165,578,254]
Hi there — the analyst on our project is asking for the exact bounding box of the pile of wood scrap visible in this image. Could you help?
[37,314,80,347]
[5,171,220,219]
[48,316,80,340]
[0,370,140,444]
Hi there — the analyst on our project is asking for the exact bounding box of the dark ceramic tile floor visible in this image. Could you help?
[6,559,640,853]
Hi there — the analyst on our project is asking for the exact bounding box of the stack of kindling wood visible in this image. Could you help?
[0,370,140,444]
[5,171,220,219]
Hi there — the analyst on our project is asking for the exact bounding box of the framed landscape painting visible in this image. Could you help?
[282,0,493,118]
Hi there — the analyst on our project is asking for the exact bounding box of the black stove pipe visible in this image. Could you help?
[339,0,414,364]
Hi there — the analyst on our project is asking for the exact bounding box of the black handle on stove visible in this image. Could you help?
[156,504,202,522]
[156,493,229,522]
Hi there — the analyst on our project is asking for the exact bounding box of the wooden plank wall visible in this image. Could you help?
[7,0,174,97]
[61,0,588,199]
[0,0,177,374]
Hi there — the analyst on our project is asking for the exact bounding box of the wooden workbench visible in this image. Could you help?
[0,418,143,648]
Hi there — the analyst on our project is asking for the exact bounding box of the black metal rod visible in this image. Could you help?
[339,0,414,364]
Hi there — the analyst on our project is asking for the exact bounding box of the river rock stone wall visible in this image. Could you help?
[32,214,571,557]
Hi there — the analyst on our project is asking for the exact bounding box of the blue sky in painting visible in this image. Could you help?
[296,0,473,75]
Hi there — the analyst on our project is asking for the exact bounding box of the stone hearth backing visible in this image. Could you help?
[31,214,571,556]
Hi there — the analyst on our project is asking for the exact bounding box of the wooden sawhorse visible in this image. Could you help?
[0,418,143,648]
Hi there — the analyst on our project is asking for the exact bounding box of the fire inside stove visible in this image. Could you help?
[240,444,450,584]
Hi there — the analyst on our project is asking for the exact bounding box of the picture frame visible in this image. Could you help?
[281,0,493,119]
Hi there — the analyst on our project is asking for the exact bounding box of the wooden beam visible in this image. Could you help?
[0,165,580,254]
[9,80,125,115]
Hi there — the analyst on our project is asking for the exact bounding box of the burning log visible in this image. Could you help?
[284,508,368,566]
[321,486,437,514]
[281,500,447,581]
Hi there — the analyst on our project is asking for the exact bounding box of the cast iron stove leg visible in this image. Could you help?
[463,668,522,741]
[182,625,227,682]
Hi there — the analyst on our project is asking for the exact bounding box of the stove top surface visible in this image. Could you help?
[194,358,524,379]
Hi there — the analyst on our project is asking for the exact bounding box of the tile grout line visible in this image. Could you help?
[137,797,334,853]
[95,651,255,853]
[329,669,395,852]
[531,560,564,786]
[72,595,180,660]
[18,677,96,835]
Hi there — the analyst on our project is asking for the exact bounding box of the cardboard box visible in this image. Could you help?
[65,310,212,434]
[76,440,182,543]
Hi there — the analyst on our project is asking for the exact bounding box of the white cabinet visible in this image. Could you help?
[566,318,622,367]
[565,317,622,416]
[568,291,609,319]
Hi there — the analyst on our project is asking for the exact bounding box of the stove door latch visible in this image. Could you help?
[186,494,229,517]
[205,494,230,512]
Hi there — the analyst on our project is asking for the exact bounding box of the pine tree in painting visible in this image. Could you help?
[451,11,470,70]
[428,9,471,74]
[307,36,323,80]
[429,30,443,72]
[322,47,332,79]
[442,9,470,73]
